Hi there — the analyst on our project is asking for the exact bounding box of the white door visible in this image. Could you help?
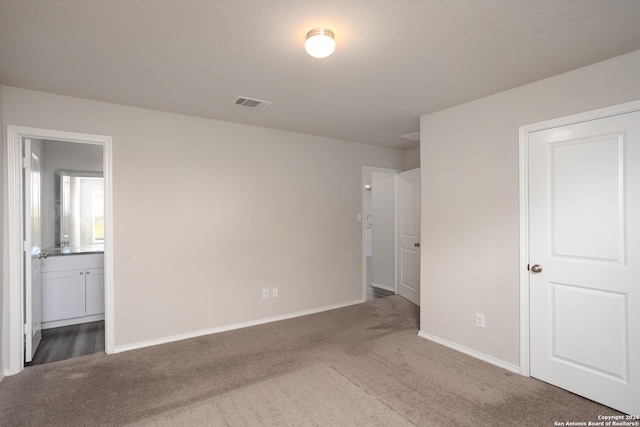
[24,139,43,363]
[396,168,421,305]
[529,111,640,415]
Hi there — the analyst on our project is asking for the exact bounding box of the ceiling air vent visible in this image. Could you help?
[232,96,272,110]
[399,131,420,141]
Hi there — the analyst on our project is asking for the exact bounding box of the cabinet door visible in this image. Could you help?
[85,268,105,315]
[42,270,86,322]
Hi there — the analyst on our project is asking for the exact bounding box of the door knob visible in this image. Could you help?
[530,264,543,273]
[414,242,420,248]
[38,252,48,259]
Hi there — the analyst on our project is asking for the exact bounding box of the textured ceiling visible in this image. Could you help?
[1,0,640,150]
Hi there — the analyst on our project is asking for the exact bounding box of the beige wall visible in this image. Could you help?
[419,49,640,367]
[0,85,4,375]
[1,87,403,355]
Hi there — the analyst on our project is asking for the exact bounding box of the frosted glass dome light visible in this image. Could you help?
[305,28,336,58]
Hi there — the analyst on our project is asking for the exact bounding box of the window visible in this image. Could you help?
[92,190,104,243]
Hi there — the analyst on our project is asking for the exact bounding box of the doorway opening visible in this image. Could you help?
[27,139,105,366]
[362,166,421,305]
[6,126,114,375]
[363,167,399,301]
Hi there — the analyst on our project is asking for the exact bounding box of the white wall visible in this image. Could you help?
[370,171,395,289]
[403,147,420,170]
[41,140,103,248]
[419,49,640,367]
[1,87,403,357]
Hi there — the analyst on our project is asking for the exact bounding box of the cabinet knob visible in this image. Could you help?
[86,271,90,274]
[80,271,84,275]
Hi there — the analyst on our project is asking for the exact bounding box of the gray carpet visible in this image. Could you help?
[0,296,621,426]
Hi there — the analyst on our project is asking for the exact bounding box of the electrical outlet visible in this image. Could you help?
[262,289,270,300]
[272,287,279,298]
[475,313,485,328]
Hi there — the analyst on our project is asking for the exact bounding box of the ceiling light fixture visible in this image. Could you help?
[305,28,336,58]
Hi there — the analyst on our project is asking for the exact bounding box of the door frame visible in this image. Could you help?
[5,125,114,375]
[361,166,401,300]
[518,99,640,377]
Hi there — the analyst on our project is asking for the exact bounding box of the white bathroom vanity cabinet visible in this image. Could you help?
[41,253,105,329]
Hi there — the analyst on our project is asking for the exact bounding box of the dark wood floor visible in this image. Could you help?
[27,321,105,366]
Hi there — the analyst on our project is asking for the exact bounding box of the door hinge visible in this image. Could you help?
[22,156,31,169]
[24,323,30,336]
[23,240,29,252]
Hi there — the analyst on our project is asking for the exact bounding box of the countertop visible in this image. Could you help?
[44,246,104,257]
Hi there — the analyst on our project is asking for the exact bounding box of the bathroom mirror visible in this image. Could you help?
[55,170,104,248]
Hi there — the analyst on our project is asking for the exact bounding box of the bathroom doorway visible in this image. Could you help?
[363,167,400,300]
[6,126,113,375]
[26,139,105,366]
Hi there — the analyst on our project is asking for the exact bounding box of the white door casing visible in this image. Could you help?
[526,109,640,415]
[24,139,43,363]
[396,168,421,306]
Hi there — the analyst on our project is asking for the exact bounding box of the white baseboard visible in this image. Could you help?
[115,298,365,354]
[417,331,521,374]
